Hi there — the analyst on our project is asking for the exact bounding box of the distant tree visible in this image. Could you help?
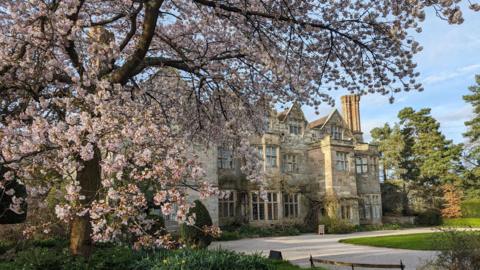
[398,107,463,208]
[371,124,406,181]
[441,183,463,219]
[462,75,480,198]
[380,181,404,215]
[372,108,463,212]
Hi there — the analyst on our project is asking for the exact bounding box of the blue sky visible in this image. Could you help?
[302,7,480,143]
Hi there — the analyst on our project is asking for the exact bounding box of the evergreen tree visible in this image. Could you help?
[372,107,462,212]
[371,124,407,181]
[462,75,480,198]
[398,107,463,208]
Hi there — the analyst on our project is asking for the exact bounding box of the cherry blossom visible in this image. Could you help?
[0,0,477,254]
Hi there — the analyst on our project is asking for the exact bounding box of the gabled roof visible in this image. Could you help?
[308,109,350,131]
[307,116,328,129]
[277,102,306,122]
[319,109,341,130]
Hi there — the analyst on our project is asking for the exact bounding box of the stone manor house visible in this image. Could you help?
[178,95,382,228]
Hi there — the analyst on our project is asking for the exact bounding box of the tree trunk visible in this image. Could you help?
[69,145,101,257]
[401,182,410,215]
[382,163,388,182]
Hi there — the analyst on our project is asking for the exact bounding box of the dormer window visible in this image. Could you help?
[331,125,343,140]
[289,121,302,135]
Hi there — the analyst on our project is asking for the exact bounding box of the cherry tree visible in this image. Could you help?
[0,0,477,256]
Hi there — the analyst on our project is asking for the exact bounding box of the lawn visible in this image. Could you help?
[340,233,442,250]
[442,218,480,227]
[340,231,480,251]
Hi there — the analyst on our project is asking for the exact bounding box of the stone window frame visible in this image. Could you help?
[217,147,233,169]
[335,151,348,171]
[331,125,343,140]
[360,194,381,220]
[282,153,299,173]
[355,156,368,174]
[340,204,352,220]
[370,156,378,172]
[257,145,264,160]
[264,112,271,131]
[266,145,277,167]
[163,204,178,221]
[283,193,299,218]
[289,121,303,135]
[251,191,279,221]
[219,191,236,218]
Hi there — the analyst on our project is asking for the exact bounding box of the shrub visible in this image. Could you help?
[1,241,318,270]
[217,223,309,241]
[146,212,165,235]
[179,200,213,248]
[415,208,442,226]
[136,249,273,270]
[461,200,480,218]
[421,229,480,270]
[319,217,356,234]
[0,177,27,224]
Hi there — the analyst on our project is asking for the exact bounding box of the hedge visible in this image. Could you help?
[461,199,480,218]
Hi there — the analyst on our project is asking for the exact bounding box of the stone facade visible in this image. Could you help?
[192,95,382,227]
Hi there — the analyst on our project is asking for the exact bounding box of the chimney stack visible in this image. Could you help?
[341,95,363,142]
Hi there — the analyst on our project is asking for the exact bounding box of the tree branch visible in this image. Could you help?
[192,0,373,53]
[110,0,164,84]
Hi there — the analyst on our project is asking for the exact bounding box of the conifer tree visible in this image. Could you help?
[462,75,480,198]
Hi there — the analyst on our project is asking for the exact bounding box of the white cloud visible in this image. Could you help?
[422,64,480,85]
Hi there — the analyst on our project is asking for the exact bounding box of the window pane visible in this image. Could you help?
[219,203,223,218]
[229,203,234,217]
[259,203,265,220]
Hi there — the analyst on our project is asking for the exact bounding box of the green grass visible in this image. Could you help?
[442,218,480,227]
[340,233,442,250]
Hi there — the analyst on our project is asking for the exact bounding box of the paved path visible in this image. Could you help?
[210,228,442,270]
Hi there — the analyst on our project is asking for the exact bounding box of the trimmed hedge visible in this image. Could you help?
[179,200,213,249]
[319,217,356,234]
[217,224,309,241]
[461,200,480,218]
[415,208,443,226]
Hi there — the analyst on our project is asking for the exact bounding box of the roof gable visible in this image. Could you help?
[277,102,306,122]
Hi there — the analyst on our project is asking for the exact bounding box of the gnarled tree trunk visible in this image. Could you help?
[69,145,101,257]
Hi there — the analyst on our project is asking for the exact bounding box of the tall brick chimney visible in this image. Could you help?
[341,95,363,142]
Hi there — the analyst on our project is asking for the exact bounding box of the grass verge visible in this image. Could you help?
[442,218,480,227]
[340,232,441,250]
